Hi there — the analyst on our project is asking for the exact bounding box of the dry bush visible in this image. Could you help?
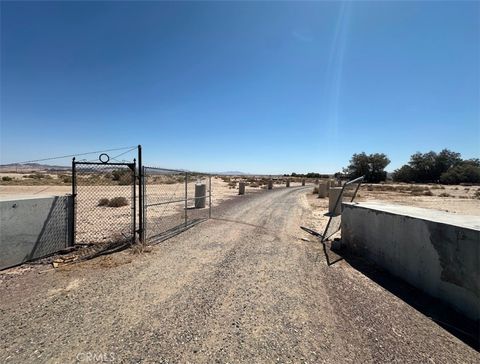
[313,186,319,194]
[439,192,452,198]
[98,198,110,206]
[228,181,237,188]
[1,176,12,181]
[423,190,433,196]
[474,191,480,200]
[108,196,129,207]
[464,187,470,191]
[249,182,260,188]
[58,174,72,183]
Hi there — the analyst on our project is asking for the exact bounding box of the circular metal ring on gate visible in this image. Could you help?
[99,153,110,163]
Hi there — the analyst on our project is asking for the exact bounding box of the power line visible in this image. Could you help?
[10,146,137,165]
[109,146,138,162]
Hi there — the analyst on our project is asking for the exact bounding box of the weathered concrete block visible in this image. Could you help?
[342,202,480,321]
[328,187,343,215]
[0,195,72,270]
[267,180,273,190]
[238,182,245,195]
[318,183,328,198]
[302,179,306,186]
[286,180,290,188]
[194,183,206,208]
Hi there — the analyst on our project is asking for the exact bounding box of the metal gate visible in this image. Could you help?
[72,158,136,246]
[142,166,211,243]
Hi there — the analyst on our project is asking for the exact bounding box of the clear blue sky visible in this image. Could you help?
[1,1,478,174]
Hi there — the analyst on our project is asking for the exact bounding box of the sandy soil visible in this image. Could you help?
[310,182,479,215]
[0,187,477,363]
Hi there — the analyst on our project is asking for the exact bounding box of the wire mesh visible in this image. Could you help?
[143,167,212,243]
[143,167,188,241]
[73,162,136,245]
[321,176,363,242]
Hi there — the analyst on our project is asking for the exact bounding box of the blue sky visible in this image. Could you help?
[1,1,478,174]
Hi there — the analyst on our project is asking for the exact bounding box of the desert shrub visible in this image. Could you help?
[98,198,110,206]
[423,190,433,196]
[61,175,72,183]
[162,178,177,184]
[2,176,12,181]
[439,192,451,198]
[464,187,470,191]
[249,182,260,188]
[108,197,129,207]
[313,186,319,194]
[474,191,480,200]
[228,181,237,188]
[111,169,132,185]
[25,173,44,179]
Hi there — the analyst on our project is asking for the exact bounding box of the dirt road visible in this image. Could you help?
[0,187,478,363]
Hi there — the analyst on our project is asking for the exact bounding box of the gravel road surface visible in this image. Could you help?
[1,186,478,363]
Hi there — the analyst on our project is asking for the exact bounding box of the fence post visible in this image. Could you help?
[70,157,76,247]
[132,159,137,244]
[209,175,212,219]
[185,172,188,226]
[137,145,144,243]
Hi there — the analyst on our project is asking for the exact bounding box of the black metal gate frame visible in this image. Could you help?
[71,158,137,246]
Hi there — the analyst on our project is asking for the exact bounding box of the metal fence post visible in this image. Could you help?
[209,175,212,219]
[137,145,143,243]
[132,159,137,244]
[70,157,76,247]
[184,172,188,226]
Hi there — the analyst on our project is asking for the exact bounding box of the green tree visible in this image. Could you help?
[343,152,390,183]
[392,165,415,182]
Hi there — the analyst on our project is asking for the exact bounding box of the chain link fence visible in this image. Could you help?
[73,161,136,245]
[143,167,211,243]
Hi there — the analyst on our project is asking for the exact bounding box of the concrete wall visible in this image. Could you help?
[0,195,73,270]
[342,202,480,321]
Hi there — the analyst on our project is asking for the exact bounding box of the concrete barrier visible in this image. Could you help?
[238,182,245,195]
[302,179,305,186]
[341,202,480,320]
[267,180,273,190]
[0,195,73,270]
[328,187,343,215]
[286,180,290,188]
[194,183,206,208]
[318,183,328,198]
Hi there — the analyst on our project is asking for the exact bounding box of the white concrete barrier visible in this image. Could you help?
[342,202,480,320]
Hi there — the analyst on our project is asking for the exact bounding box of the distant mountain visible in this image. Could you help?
[216,171,247,175]
[0,163,70,171]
